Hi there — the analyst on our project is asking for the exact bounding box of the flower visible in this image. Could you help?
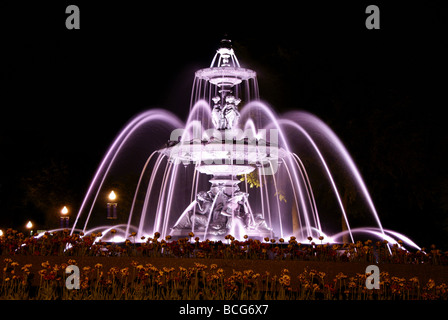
[280,274,291,286]
[335,272,347,280]
[410,277,419,284]
[109,267,119,276]
[426,279,435,290]
[67,259,77,266]
[194,263,207,271]
[164,267,175,273]
[21,264,32,274]
[120,267,130,277]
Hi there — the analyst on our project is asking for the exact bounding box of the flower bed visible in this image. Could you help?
[1,257,447,300]
[1,229,447,300]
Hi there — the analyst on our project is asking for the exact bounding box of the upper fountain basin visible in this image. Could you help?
[195,66,256,87]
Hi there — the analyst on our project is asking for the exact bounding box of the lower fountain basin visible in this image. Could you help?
[196,164,255,175]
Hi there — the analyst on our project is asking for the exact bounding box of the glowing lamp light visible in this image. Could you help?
[26,221,34,236]
[108,191,117,201]
[0,230,3,237]
[60,206,70,229]
[107,191,118,220]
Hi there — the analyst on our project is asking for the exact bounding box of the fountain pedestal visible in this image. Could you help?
[171,167,272,239]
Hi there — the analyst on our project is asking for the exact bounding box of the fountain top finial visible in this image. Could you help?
[195,37,256,86]
[219,37,232,49]
[212,37,239,68]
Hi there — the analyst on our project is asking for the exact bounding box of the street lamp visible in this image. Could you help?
[60,206,70,229]
[26,220,33,236]
[107,191,118,219]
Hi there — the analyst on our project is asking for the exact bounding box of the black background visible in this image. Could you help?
[1,2,447,249]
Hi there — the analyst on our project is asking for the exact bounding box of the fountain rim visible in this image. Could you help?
[159,138,289,165]
[195,66,257,85]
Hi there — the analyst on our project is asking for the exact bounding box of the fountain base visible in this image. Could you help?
[171,172,272,240]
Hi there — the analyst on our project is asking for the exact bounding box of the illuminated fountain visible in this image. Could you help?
[164,39,281,239]
[69,38,420,249]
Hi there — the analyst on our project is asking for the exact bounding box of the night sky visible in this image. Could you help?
[1,2,447,248]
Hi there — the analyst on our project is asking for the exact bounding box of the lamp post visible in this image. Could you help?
[60,206,70,229]
[107,191,118,219]
[26,221,33,236]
